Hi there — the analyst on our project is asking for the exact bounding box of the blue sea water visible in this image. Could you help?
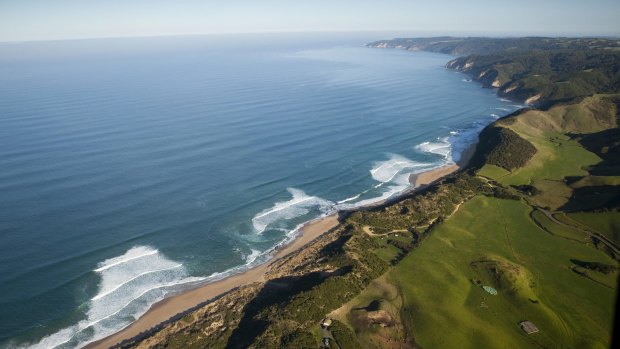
[0,34,521,348]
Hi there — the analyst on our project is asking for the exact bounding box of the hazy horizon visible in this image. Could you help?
[1,30,619,45]
[1,0,619,42]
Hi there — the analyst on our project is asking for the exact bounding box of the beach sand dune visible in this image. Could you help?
[86,215,340,349]
[409,142,477,188]
[87,143,477,349]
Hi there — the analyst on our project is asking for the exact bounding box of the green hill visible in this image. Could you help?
[368,37,620,106]
[113,38,620,349]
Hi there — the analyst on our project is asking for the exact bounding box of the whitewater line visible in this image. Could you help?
[94,249,158,272]
[91,264,183,301]
[337,193,362,204]
[252,196,314,220]
[370,160,411,175]
[48,276,207,349]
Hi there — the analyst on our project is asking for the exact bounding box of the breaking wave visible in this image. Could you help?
[21,246,204,349]
[414,138,452,160]
[369,155,431,183]
[251,188,333,234]
[244,249,262,264]
[335,155,432,208]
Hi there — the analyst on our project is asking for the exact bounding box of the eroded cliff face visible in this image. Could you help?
[129,284,262,349]
[114,222,387,349]
[445,57,541,106]
[117,231,339,348]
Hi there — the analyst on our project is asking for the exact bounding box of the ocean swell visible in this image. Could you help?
[20,247,204,349]
[251,188,333,234]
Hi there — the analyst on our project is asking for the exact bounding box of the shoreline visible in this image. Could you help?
[408,141,477,189]
[85,142,479,349]
[85,214,341,349]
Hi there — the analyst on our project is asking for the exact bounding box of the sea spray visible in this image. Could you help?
[21,247,203,349]
[369,154,431,183]
[415,138,452,160]
[24,89,525,349]
[337,155,434,208]
[251,188,333,234]
[0,40,526,348]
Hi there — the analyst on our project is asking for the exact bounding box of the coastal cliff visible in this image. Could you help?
[369,37,620,107]
[102,38,620,349]
[444,51,620,107]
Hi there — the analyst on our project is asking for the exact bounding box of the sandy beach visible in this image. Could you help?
[409,142,477,188]
[87,143,478,349]
[85,215,340,349]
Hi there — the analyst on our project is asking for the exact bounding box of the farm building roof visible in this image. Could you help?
[519,321,539,334]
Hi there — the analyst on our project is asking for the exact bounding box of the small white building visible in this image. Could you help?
[519,321,539,334]
[321,318,333,328]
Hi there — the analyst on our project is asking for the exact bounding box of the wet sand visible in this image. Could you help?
[409,142,477,188]
[85,215,340,349]
[88,142,479,348]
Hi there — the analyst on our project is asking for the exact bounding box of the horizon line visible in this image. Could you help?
[2,29,620,45]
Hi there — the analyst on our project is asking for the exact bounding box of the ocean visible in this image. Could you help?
[0,33,520,348]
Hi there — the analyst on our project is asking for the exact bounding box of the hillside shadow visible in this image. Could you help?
[224,265,353,349]
[559,185,620,211]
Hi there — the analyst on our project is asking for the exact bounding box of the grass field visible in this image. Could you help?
[476,164,509,180]
[565,212,620,245]
[337,95,620,348]
[529,179,573,210]
[471,95,620,217]
[530,209,589,243]
[329,275,407,349]
[387,196,617,349]
[497,131,600,187]
[570,176,620,188]
[486,95,616,192]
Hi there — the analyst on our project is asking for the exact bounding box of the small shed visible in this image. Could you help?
[482,285,498,295]
[519,321,539,334]
[321,318,333,328]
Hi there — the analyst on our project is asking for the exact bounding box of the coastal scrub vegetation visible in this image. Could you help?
[367,37,620,56]
[115,37,620,349]
[469,125,537,171]
[369,37,620,106]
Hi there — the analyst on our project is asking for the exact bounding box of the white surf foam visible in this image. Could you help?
[414,138,452,160]
[335,155,433,209]
[345,184,402,208]
[251,188,333,234]
[21,246,204,349]
[446,122,489,163]
[337,192,364,204]
[369,155,431,183]
[245,249,262,264]
[93,246,158,272]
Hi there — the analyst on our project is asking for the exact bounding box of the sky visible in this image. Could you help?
[1,0,619,42]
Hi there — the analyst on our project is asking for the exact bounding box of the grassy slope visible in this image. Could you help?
[316,57,620,349]
[389,196,616,349]
[124,49,619,349]
[566,212,620,245]
[476,164,509,180]
[530,209,589,243]
[336,95,620,349]
[476,95,616,210]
